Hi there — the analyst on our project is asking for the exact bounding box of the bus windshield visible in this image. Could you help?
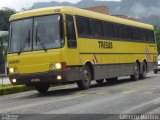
[9,14,64,53]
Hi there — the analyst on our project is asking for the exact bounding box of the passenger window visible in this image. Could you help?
[149,31,155,43]
[125,26,134,40]
[134,28,142,41]
[115,24,125,39]
[90,19,104,37]
[76,16,91,37]
[66,15,77,48]
[141,30,146,41]
[103,22,115,38]
[145,30,149,42]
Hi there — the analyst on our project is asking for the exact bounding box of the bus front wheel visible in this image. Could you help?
[77,65,91,90]
[130,62,140,81]
[34,83,50,93]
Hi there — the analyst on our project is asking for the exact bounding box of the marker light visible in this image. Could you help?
[50,64,55,70]
[55,63,62,69]
[9,68,14,73]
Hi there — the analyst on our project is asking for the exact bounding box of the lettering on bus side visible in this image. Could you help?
[9,60,20,64]
[98,41,113,49]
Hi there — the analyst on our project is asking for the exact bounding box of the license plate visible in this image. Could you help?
[31,78,40,82]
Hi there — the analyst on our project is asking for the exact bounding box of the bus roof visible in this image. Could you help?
[10,6,154,30]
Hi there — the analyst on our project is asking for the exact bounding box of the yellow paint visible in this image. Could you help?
[78,38,157,65]
[8,6,157,75]
[10,6,153,30]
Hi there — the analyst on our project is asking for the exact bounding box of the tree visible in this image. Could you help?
[0,33,8,47]
[0,7,16,31]
[0,33,9,57]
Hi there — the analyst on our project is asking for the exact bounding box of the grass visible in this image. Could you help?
[0,85,18,89]
[0,82,62,96]
[0,85,34,96]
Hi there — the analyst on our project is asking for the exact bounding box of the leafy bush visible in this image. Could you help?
[0,85,34,96]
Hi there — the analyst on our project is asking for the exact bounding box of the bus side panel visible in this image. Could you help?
[78,38,157,80]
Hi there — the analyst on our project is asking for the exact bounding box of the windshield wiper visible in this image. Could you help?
[18,30,30,55]
[35,28,47,52]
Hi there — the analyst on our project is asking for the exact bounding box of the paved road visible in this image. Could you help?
[0,72,160,120]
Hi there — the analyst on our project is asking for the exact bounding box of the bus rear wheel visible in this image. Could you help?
[140,63,147,79]
[77,65,91,90]
[130,62,140,81]
[34,83,50,94]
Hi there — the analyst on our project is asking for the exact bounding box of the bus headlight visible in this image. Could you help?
[55,63,62,69]
[9,68,15,73]
[9,67,17,73]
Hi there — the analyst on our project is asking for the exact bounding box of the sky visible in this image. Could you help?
[0,0,120,11]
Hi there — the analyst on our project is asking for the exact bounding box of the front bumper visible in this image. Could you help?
[9,67,82,85]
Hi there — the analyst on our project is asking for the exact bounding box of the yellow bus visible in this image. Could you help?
[8,6,157,93]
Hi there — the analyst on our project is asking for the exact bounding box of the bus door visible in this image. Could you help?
[66,15,79,65]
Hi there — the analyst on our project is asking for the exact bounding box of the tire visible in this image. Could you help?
[106,77,118,83]
[96,79,104,84]
[154,70,158,74]
[77,65,91,90]
[130,62,140,81]
[140,63,147,79]
[34,84,50,93]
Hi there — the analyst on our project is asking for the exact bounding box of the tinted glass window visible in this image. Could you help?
[66,15,77,48]
[125,26,134,40]
[115,24,125,39]
[76,16,91,37]
[90,19,103,37]
[148,31,155,42]
[103,22,115,38]
[145,30,150,42]
[134,28,142,41]
[141,30,147,41]
[75,15,154,44]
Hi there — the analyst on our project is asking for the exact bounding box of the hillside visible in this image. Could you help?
[32,0,160,26]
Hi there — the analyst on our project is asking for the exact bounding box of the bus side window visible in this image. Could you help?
[66,15,77,48]
[149,31,155,43]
